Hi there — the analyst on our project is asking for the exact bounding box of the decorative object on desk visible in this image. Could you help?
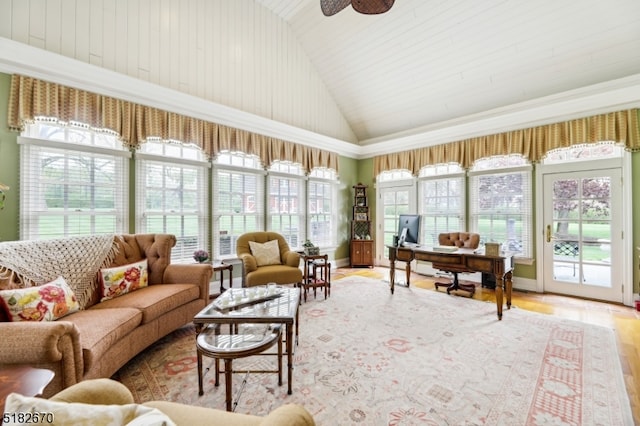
[193,249,209,263]
[432,245,458,253]
[0,182,8,210]
[302,239,319,256]
[485,242,501,256]
[116,275,633,425]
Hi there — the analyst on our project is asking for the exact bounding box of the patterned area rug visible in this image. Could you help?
[114,275,633,425]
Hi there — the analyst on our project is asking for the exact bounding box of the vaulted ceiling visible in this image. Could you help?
[254,0,640,145]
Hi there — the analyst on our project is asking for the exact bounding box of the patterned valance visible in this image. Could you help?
[7,74,339,174]
[374,109,640,176]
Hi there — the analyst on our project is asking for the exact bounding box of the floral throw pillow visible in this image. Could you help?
[249,239,282,267]
[0,276,80,322]
[100,259,149,302]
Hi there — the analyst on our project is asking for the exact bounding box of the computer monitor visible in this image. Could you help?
[397,214,420,246]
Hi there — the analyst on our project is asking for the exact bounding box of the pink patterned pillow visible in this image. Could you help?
[0,276,80,322]
[100,259,149,302]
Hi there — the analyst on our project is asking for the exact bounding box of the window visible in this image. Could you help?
[213,152,264,259]
[378,169,413,182]
[418,163,465,246]
[543,142,622,164]
[308,168,339,248]
[136,140,208,263]
[268,161,305,250]
[469,155,532,258]
[19,119,129,240]
[377,169,416,250]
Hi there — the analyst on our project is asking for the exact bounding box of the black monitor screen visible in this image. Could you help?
[397,214,420,246]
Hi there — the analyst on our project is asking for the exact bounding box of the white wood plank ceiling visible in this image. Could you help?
[255,0,640,144]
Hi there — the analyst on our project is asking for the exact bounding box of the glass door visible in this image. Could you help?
[377,180,415,267]
[542,169,623,302]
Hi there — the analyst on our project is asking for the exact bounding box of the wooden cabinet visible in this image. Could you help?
[350,183,374,267]
[350,240,374,267]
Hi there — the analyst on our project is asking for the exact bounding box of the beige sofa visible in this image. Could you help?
[0,234,213,397]
[4,378,315,426]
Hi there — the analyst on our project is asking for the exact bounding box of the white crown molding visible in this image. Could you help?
[0,37,361,159]
[359,74,640,158]
[2,37,639,162]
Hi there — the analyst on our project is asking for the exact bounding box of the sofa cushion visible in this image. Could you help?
[100,259,149,302]
[0,276,80,322]
[249,239,282,266]
[63,308,142,373]
[91,284,200,324]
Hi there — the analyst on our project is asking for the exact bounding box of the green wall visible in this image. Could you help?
[336,155,359,259]
[0,73,19,242]
[633,151,640,292]
[0,72,638,292]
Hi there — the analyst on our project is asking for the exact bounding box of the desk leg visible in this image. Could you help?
[286,323,293,395]
[405,262,411,287]
[505,271,513,310]
[389,257,396,294]
[495,274,504,320]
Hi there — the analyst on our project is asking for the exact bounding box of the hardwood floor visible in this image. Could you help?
[332,266,640,425]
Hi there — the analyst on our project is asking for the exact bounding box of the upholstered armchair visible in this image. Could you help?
[433,232,481,296]
[236,232,303,287]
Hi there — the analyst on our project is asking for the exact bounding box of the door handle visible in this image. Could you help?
[546,224,553,243]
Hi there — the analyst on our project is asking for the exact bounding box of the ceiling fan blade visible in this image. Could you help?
[351,0,395,14]
[320,0,351,16]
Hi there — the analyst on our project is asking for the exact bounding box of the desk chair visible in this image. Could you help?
[433,232,480,296]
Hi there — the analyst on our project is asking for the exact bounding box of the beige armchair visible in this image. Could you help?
[236,232,303,287]
[5,378,316,426]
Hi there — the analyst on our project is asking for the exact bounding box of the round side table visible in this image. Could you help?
[196,323,282,412]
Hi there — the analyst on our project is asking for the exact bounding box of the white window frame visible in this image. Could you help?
[469,155,533,260]
[136,140,209,263]
[267,161,306,251]
[19,120,129,240]
[212,152,265,260]
[418,163,466,246]
[307,168,339,249]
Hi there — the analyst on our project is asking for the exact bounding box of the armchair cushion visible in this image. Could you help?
[249,239,282,266]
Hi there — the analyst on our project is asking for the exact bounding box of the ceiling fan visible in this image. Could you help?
[320,0,395,16]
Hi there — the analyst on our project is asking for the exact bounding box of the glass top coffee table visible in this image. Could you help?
[193,285,301,397]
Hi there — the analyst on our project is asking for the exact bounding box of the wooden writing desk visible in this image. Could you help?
[387,245,514,320]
